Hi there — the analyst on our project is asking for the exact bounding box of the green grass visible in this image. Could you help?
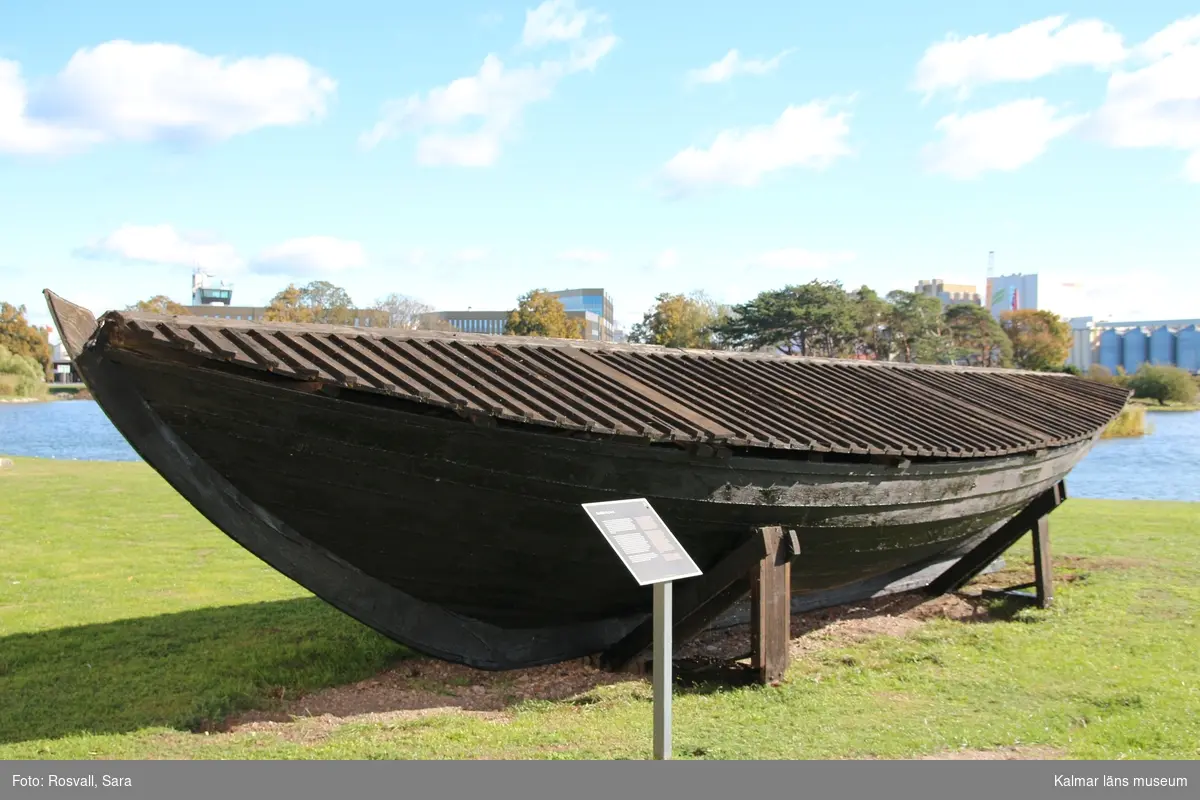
[1130,398,1200,412]
[45,383,92,400]
[1,457,1197,760]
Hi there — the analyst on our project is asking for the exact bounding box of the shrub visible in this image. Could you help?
[0,345,45,397]
[1101,405,1147,439]
[1126,364,1199,406]
[1086,364,1124,386]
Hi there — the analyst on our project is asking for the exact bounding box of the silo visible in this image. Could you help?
[1123,327,1148,374]
[1178,325,1200,373]
[1098,329,1122,373]
[1149,326,1177,366]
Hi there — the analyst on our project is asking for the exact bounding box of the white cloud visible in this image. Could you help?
[522,0,603,47]
[359,1,615,166]
[651,248,679,271]
[250,237,366,276]
[0,41,334,156]
[686,48,794,85]
[1086,16,1200,181]
[914,16,1127,99]
[752,248,856,270]
[559,248,608,264]
[922,98,1082,179]
[659,100,852,196]
[73,224,244,272]
[1135,14,1200,60]
[0,61,102,155]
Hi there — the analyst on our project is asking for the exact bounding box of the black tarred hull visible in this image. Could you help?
[71,342,1094,670]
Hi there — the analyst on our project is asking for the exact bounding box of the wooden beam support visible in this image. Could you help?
[750,527,799,684]
[1031,513,1053,609]
[927,481,1064,599]
[600,526,799,675]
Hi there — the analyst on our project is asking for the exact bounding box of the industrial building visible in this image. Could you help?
[986,273,1038,319]
[422,288,616,342]
[914,279,981,306]
[1067,317,1200,374]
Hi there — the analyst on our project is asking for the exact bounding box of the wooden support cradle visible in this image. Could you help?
[600,525,800,684]
[927,481,1064,609]
[598,482,1062,686]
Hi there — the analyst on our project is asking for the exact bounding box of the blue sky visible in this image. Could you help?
[2,0,1199,340]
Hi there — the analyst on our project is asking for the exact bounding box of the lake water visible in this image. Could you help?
[2,400,1198,502]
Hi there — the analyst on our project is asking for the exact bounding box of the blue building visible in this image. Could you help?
[1097,329,1122,373]
[1122,328,1148,374]
[422,287,617,341]
[1178,326,1200,373]
[1071,318,1200,375]
[1150,326,1176,366]
[549,288,615,341]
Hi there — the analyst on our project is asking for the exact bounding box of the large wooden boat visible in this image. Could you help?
[45,290,1130,670]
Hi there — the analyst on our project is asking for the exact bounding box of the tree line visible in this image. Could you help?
[116,276,1082,374]
[130,283,588,338]
[626,280,1076,372]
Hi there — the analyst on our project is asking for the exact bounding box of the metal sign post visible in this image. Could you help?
[582,498,702,761]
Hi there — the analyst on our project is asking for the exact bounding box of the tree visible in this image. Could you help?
[1126,364,1199,406]
[417,315,458,332]
[715,281,859,357]
[372,292,435,330]
[126,295,188,316]
[504,290,584,339]
[0,344,45,397]
[945,304,1013,367]
[0,302,52,379]
[628,291,723,349]
[1000,309,1072,371]
[263,281,356,325]
[884,290,946,363]
[850,286,891,360]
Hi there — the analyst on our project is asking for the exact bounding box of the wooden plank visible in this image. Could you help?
[750,526,793,684]
[1032,514,1053,609]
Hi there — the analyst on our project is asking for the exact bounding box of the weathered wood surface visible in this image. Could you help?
[42,289,1102,671]
[1032,514,1054,609]
[926,482,1065,598]
[750,527,797,684]
[601,527,774,671]
[704,554,1007,632]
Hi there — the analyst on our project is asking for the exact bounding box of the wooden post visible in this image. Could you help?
[600,526,800,683]
[600,527,772,672]
[749,527,796,684]
[1031,515,1053,609]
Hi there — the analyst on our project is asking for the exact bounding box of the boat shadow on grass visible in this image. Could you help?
[0,597,407,746]
[0,582,1048,746]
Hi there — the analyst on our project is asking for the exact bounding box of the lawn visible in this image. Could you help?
[1,456,1197,760]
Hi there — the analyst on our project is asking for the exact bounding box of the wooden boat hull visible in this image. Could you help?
[67,337,1094,670]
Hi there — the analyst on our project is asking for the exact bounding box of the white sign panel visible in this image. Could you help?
[582,498,702,586]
